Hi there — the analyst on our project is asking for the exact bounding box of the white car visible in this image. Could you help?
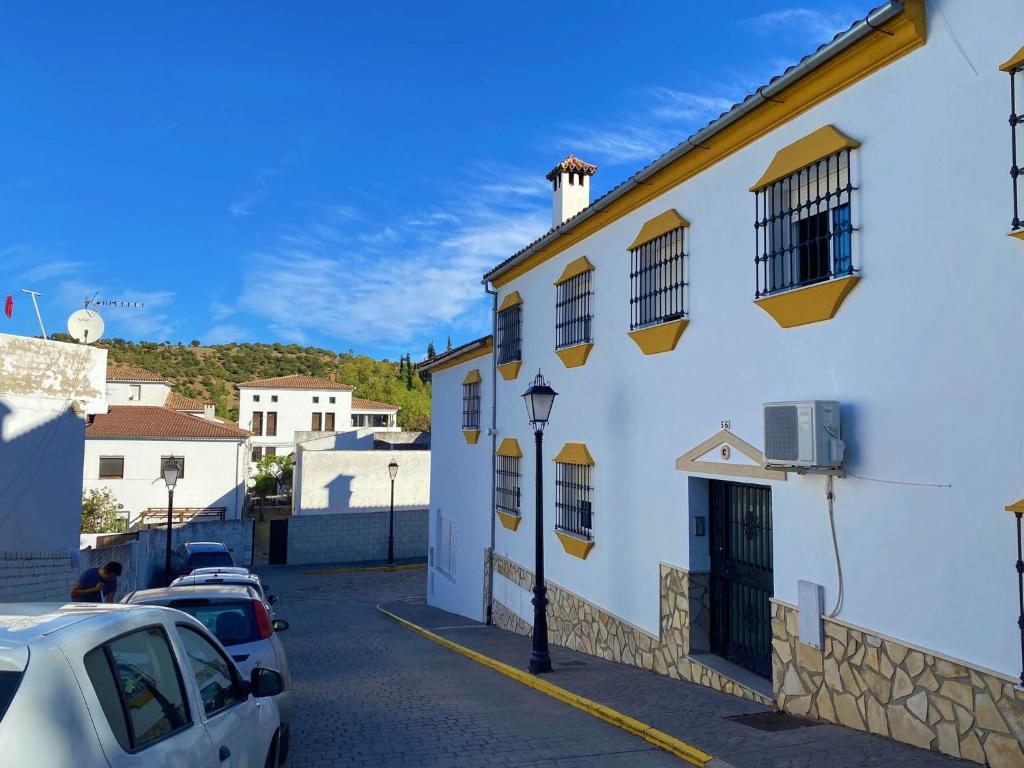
[125,585,293,761]
[168,572,279,615]
[0,602,284,768]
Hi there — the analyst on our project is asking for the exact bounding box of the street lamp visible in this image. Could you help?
[162,456,182,585]
[387,458,399,565]
[522,371,557,674]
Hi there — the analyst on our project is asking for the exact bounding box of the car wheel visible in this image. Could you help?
[264,733,280,768]
[279,727,290,764]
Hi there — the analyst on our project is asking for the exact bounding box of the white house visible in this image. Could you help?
[424,3,1024,764]
[236,374,399,463]
[84,406,250,523]
[106,365,217,418]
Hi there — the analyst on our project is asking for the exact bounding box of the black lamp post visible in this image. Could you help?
[161,456,182,585]
[522,371,557,674]
[387,458,399,565]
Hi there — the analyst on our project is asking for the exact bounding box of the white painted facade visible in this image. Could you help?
[83,436,248,522]
[426,350,494,622]
[427,1,1024,696]
[293,447,430,515]
[105,379,170,406]
[0,333,108,553]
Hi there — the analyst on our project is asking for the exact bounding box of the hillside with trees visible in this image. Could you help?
[54,335,433,431]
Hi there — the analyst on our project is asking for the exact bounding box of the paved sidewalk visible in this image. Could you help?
[382,598,966,768]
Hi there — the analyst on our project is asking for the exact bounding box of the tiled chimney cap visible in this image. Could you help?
[545,155,597,182]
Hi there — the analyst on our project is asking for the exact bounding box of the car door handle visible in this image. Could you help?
[219,745,231,761]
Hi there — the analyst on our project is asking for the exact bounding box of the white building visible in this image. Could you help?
[106,365,218,418]
[84,406,250,523]
[424,4,1024,764]
[236,375,399,463]
[0,333,108,553]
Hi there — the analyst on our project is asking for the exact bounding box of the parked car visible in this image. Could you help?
[0,602,284,768]
[124,585,293,761]
[169,571,279,614]
[172,541,235,577]
[189,566,252,577]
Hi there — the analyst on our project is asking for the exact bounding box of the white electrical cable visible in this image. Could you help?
[826,474,844,618]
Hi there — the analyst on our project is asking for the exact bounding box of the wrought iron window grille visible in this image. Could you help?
[1009,62,1022,234]
[496,305,522,365]
[555,271,593,350]
[555,462,593,540]
[462,382,480,429]
[629,227,687,330]
[496,455,521,516]
[754,149,857,299]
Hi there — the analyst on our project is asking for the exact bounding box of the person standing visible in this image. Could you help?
[70,561,123,603]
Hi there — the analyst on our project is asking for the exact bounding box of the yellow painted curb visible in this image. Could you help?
[377,604,713,767]
[303,563,426,575]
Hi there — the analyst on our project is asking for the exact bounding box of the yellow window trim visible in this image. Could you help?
[1011,230,1024,241]
[498,291,523,312]
[489,2,925,289]
[627,210,690,251]
[628,319,689,355]
[497,360,522,381]
[555,342,593,369]
[462,429,481,445]
[553,256,595,286]
[463,368,482,385]
[750,125,860,192]
[496,438,522,458]
[555,530,594,560]
[553,442,594,466]
[1006,498,1024,515]
[1000,45,1024,73]
[754,274,860,328]
[496,510,521,531]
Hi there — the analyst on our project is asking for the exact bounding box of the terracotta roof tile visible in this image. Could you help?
[351,396,399,411]
[165,391,212,411]
[106,365,171,383]
[236,374,354,391]
[86,406,250,440]
[545,155,597,182]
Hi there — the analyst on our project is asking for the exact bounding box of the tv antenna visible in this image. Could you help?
[84,291,144,311]
[67,308,105,344]
[20,289,47,339]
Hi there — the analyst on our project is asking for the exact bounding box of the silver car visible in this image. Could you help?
[169,571,279,615]
[125,584,293,761]
[0,602,284,768]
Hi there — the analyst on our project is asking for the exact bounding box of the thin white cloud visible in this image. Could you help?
[203,323,251,345]
[742,7,854,43]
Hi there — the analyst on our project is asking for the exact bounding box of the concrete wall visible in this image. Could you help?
[83,436,248,521]
[238,386,354,458]
[426,352,494,622]
[294,449,429,515]
[105,381,170,406]
[0,333,107,553]
[285,509,428,566]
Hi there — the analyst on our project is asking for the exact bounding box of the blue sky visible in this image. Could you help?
[0,2,859,360]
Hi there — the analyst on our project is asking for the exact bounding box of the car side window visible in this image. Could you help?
[85,626,191,752]
[177,625,242,718]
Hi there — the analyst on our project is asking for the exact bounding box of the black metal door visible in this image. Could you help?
[269,519,288,565]
[709,480,773,678]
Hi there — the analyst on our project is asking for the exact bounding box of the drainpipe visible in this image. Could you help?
[485,282,498,625]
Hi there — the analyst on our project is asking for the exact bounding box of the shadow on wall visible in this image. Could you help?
[0,400,86,553]
[301,473,427,514]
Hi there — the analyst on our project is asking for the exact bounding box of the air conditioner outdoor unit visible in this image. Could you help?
[763,400,844,470]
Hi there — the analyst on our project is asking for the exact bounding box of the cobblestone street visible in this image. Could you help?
[265,565,682,767]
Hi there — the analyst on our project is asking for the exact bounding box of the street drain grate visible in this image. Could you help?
[558,660,588,667]
[728,712,822,732]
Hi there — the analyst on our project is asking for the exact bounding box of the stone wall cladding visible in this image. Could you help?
[772,601,1024,766]
[0,551,79,602]
[489,552,772,705]
[287,509,428,566]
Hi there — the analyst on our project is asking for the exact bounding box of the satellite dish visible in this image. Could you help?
[67,309,105,344]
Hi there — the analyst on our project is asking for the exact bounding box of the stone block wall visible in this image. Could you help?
[0,551,79,602]
[772,600,1024,766]
[286,509,428,566]
[488,552,772,705]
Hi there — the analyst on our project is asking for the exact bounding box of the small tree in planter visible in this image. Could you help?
[250,455,295,520]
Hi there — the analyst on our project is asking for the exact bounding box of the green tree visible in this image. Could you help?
[426,340,436,359]
[189,339,201,347]
[82,488,123,533]
[404,353,414,390]
[250,454,295,519]
[446,336,452,351]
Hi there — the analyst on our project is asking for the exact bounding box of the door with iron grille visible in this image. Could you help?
[709,480,773,678]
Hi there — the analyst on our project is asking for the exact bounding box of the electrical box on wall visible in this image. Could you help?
[763,400,844,470]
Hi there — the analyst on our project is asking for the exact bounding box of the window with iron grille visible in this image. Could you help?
[555,270,593,349]
[630,227,687,330]
[462,382,480,429]
[496,455,521,517]
[496,304,522,365]
[555,462,593,540]
[1007,56,1023,234]
[754,149,855,298]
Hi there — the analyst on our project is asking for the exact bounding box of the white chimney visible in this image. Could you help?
[547,155,597,227]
